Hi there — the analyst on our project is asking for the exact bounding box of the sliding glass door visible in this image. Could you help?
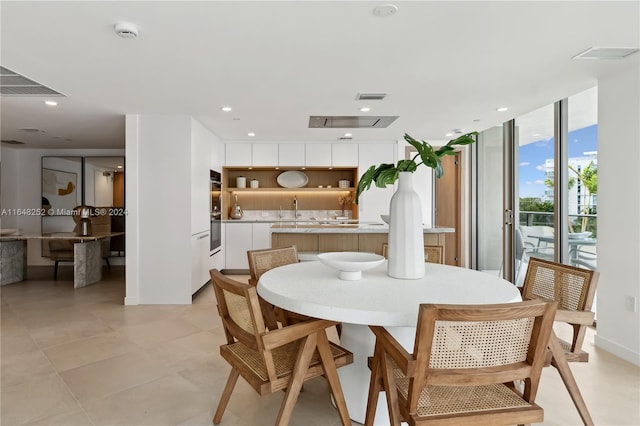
[473,87,597,282]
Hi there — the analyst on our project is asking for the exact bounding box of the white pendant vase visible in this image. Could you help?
[388,172,425,279]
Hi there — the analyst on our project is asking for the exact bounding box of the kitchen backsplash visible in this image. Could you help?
[235,210,352,221]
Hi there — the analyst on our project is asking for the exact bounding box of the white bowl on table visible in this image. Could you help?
[317,252,385,280]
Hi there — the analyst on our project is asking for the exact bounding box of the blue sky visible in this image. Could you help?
[518,124,598,198]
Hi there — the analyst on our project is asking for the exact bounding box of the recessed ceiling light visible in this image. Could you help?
[344,133,352,137]
[247,132,256,137]
[497,107,508,112]
[221,106,232,112]
[359,107,371,112]
[445,133,453,137]
[372,4,398,17]
[45,100,58,106]
[117,165,123,169]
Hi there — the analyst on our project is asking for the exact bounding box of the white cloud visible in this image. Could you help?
[534,180,545,185]
[535,164,546,171]
[520,161,530,166]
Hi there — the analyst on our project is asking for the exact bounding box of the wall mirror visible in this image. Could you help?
[83,157,125,207]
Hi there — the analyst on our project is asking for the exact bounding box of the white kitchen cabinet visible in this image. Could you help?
[191,230,211,294]
[252,144,279,166]
[224,223,253,270]
[358,143,396,222]
[252,223,272,251]
[225,144,252,166]
[278,143,305,166]
[305,144,332,167]
[332,143,358,167]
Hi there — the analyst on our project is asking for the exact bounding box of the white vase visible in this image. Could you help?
[388,172,425,279]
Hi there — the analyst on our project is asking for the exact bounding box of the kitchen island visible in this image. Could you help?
[271,223,454,260]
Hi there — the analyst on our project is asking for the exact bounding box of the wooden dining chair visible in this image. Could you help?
[247,246,306,330]
[209,269,353,426]
[382,243,444,264]
[365,299,558,426]
[521,257,599,363]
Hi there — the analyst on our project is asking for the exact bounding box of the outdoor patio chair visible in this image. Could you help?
[209,269,353,425]
[364,299,557,426]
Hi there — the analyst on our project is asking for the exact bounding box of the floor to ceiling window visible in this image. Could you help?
[516,103,556,278]
[566,87,598,270]
[474,87,598,282]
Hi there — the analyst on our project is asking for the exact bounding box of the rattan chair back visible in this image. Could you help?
[247,246,312,330]
[522,257,599,362]
[382,244,444,264]
[365,299,557,426]
[209,269,353,425]
[247,245,299,285]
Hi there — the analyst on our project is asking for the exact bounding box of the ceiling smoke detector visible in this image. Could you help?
[114,22,139,38]
[372,4,398,17]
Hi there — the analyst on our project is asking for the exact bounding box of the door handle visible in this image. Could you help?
[504,209,513,225]
[197,233,209,240]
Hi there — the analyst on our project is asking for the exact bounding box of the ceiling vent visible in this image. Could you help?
[356,92,387,101]
[1,139,25,145]
[309,116,398,129]
[572,47,639,60]
[0,66,65,96]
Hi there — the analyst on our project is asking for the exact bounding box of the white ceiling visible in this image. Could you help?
[1,1,638,149]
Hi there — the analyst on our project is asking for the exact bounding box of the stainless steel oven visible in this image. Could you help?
[210,170,222,252]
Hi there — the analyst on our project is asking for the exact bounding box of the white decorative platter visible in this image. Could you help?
[277,171,309,188]
[318,251,385,280]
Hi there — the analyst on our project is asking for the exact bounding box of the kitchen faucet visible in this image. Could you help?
[293,195,298,218]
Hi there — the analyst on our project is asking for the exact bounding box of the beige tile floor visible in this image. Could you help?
[1,266,639,425]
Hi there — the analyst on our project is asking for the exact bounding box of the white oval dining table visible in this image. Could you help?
[258,260,522,425]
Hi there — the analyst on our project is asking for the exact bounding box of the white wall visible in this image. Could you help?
[127,115,192,304]
[125,115,224,305]
[0,147,125,265]
[594,63,640,365]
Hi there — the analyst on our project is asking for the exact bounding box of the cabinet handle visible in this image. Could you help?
[198,233,209,240]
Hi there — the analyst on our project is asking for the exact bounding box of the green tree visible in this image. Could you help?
[543,162,598,232]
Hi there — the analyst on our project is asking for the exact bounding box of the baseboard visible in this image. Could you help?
[124,296,139,305]
[594,334,640,366]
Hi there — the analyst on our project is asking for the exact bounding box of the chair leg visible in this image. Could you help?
[213,368,240,425]
[380,350,402,426]
[316,331,350,426]
[105,257,111,269]
[365,345,384,426]
[54,261,59,279]
[275,334,317,426]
